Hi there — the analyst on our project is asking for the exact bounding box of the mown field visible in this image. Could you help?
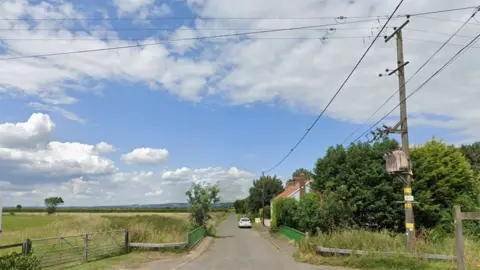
[0,211,230,269]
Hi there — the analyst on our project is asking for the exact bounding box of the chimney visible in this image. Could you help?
[298,173,306,198]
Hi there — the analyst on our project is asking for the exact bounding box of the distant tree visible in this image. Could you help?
[292,168,313,180]
[459,142,480,173]
[412,139,480,233]
[44,197,64,214]
[247,175,284,214]
[186,183,221,227]
[285,168,314,188]
[16,204,22,211]
[233,199,248,213]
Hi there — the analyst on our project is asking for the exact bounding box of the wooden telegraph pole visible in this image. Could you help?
[384,19,416,251]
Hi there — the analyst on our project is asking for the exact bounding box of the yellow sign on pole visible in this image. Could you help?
[406,223,414,229]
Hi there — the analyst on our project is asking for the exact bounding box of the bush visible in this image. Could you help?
[293,193,322,234]
[263,205,271,219]
[0,253,41,270]
[274,197,298,228]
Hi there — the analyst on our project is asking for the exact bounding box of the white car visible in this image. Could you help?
[238,217,252,228]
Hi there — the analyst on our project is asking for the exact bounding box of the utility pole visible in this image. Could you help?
[261,172,265,226]
[384,19,416,251]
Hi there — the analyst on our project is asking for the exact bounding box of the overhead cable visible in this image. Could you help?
[261,0,405,174]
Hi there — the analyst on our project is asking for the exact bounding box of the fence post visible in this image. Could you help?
[84,234,89,262]
[22,239,32,255]
[454,205,465,270]
[124,230,129,253]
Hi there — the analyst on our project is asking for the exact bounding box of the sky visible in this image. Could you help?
[0,0,479,206]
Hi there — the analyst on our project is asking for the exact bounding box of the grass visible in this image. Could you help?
[293,229,480,270]
[1,214,69,232]
[1,211,230,269]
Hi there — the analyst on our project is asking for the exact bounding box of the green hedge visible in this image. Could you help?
[0,253,41,270]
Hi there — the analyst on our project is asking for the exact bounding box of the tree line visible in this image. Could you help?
[235,138,480,238]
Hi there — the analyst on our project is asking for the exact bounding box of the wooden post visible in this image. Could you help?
[22,239,32,255]
[454,205,465,270]
[124,230,130,253]
[84,234,89,261]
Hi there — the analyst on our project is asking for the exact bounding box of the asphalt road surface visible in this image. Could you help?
[178,213,349,270]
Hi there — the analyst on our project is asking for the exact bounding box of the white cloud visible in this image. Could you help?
[121,148,169,165]
[171,26,199,54]
[145,190,163,196]
[1,0,480,143]
[112,171,155,183]
[155,166,255,201]
[182,0,480,142]
[0,113,256,206]
[0,113,54,149]
[95,142,117,153]
[0,113,117,186]
[113,0,171,19]
[29,102,86,124]
[0,0,215,110]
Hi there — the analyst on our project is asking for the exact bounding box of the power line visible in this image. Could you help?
[407,6,478,17]
[0,26,371,32]
[414,15,480,25]
[341,6,480,145]
[261,0,405,174]
[404,28,476,39]
[405,37,480,48]
[0,5,475,21]
[0,18,381,61]
[351,28,480,144]
[0,36,367,41]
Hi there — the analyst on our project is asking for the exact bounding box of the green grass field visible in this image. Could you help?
[0,211,230,269]
[1,214,69,232]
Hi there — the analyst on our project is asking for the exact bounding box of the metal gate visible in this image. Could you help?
[28,230,128,268]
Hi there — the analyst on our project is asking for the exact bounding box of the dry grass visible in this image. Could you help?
[296,229,480,270]
[10,212,189,219]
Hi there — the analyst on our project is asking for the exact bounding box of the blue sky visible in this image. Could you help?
[0,0,479,206]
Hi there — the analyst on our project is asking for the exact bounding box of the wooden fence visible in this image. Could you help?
[454,205,480,270]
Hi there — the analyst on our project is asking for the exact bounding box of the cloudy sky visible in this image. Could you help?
[0,0,479,206]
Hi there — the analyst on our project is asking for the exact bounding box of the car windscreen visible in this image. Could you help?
[240,218,250,222]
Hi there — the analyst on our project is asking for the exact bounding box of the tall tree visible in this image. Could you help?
[411,139,480,232]
[44,197,64,214]
[247,175,284,213]
[459,142,480,173]
[313,138,404,231]
[186,183,221,227]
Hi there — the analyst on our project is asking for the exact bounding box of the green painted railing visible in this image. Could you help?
[280,226,305,242]
[187,226,206,247]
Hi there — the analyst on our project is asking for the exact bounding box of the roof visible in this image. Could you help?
[272,180,310,201]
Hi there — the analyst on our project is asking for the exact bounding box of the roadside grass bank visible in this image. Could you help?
[292,229,480,270]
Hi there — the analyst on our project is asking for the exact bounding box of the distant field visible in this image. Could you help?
[2,207,231,213]
[0,211,229,246]
[9,212,190,219]
[0,210,230,269]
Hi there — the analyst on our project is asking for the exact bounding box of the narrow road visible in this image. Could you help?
[178,213,348,270]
